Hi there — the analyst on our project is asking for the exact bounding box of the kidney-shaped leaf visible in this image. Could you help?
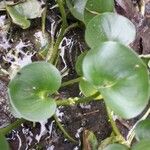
[6,6,30,29]
[8,62,61,122]
[66,0,88,22]
[103,144,129,150]
[0,134,9,150]
[84,0,114,24]
[85,13,136,48]
[135,119,150,141]
[83,41,149,119]
[13,0,43,19]
[132,140,150,150]
[6,0,43,29]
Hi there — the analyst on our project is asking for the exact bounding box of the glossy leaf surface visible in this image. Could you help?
[6,0,43,29]
[6,6,30,29]
[103,144,129,150]
[135,119,150,140]
[13,0,43,19]
[85,13,136,48]
[8,62,61,122]
[84,0,114,23]
[66,0,87,22]
[83,41,149,118]
[0,134,9,150]
[132,140,150,150]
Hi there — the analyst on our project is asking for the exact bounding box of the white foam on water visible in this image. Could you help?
[35,120,47,142]
[75,127,83,139]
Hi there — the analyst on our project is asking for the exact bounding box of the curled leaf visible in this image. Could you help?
[82,130,98,150]
[6,0,43,29]
[6,6,30,29]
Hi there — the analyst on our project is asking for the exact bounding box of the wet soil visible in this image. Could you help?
[0,0,150,149]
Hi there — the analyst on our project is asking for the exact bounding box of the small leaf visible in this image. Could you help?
[82,130,98,150]
[135,119,150,140]
[85,12,136,48]
[13,0,43,19]
[103,144,129,150]
[84,0,114,24]
[0,134,10,150]
[8,62,61,122]
[6,0,43,29]
[132,140,150,150]
[75,52,87,76]
[6,6,30,29]
[66,0,88,22]
[83,41,149,119]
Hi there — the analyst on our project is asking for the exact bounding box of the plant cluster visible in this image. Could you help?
[0,0,150,149]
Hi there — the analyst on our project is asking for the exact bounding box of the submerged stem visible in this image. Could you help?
[53,114,78,143]
[42,6,47,34]
[49,0,68,64]
[56,92,102,106]
[106,107,127,145]
[61,77,82,87]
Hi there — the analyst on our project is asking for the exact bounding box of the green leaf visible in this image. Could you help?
[85,13,136,48]
[83,41,149,119]
[84,0,114,24]
[132,140,150,150]
[8,62,61,122]
[135,119,150,140]
[82,130,98,150]
[75,52,87,76]
[0,134,9,150]
[103,144,129,150]
[6,6,30,29]
[6,0,43,29]
[10,105,22,119]
[66,0,88,22]
[79,79,100,98]
[13,0,43,19]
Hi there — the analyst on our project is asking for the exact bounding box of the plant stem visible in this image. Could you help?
[61,77,82,87]
[0,119,25,135]
[53,114,78,143]
[106,107,127,145]
[49,0,68,64]
[64,22,79,35]
[139,54,150,59]
[42,6,47,34]
[56,92,102,106]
